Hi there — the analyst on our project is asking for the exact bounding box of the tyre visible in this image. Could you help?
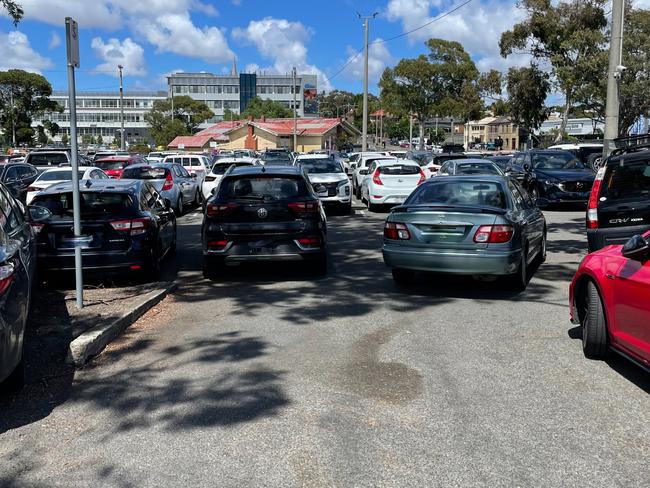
[144,248,161,282]
[392,268,415,285]
[587,153,603,172]
[194,190,201,207]
[530,186,540,200]
[538,229,547,264]
[2,353,25,394]
[203,256,224,280]
[175,196,184,216]
[582,281,609,359]
[354,184,361,200]
[506,249,528,291]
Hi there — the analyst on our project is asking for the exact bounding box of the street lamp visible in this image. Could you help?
[118,64,125,150]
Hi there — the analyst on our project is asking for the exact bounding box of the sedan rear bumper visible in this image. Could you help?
[382,244,521,275]
[37,250,149,272]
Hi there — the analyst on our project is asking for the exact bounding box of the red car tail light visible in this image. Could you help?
[288,201,320,213]
[206,203,238,217]
[207,240,228,249]
[417,170,426,185]
[161,173,174,191]
[372,169,383,185]
[587,166,606,230]
[0,263,15,296]
[110,217,151,236]
[30,222,45,234]
[384,222,411,240]
[297,236,321,247]
[474,225,514,243]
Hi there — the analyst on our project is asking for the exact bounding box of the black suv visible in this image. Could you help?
[30,179,176,280]
[587,135,650,252]
[202,165,327,277]
[507,149,595,203]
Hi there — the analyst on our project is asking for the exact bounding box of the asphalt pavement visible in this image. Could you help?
[1,199,649,487]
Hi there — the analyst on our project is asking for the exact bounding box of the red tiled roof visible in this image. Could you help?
[198,117,358,137]
[370,109,387,117]
[167,134,216,148]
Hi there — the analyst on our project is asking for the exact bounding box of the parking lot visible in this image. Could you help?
[1,198,649,487]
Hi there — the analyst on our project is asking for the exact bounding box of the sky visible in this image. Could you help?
[0,0,533,95]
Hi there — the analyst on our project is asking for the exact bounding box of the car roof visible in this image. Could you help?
[375,159,418,166]
[124,162,172,170]
[38,179,142,195]
[422,175,508,185]
[448,159,498,165]
[295,154,332,160]
[213,157,256,164]
[95,155,139,161]
[227,165,301,176]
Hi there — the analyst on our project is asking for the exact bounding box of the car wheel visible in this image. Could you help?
[367,200,377,212]
[1,352,25,394]
[392,268,415,285]
[144,248,161,282]
[175,196,184,216]
[343,201,352,215]
[581,281,609,359]
[203,256,224,280]
[538,229,547,264]
[587,153,604,172]
[530,186,539,200]
[354,184,361,199]
[194,190,201,207]
[507,249,528,291]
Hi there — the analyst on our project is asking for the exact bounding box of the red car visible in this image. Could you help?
[570,231,650,370]
[94,155,146,179]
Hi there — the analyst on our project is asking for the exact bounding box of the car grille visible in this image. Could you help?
[314,182,339,197]
[560,181,592,192]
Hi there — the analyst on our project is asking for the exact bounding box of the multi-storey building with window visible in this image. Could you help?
[167,70,319,127]
[33,90,167,145]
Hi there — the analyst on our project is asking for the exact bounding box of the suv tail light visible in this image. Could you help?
[110,217,151,236]
[384,222,411,240]
[27,186,40,192]
[162,173,174,191]
[0,263,14,296]
[474,225,513,243]
[30,222,45,234]
[417,170,426,185]
[587,166,606,229]
[207,240,228,250]
[373,169,383,185]
[288,201,320,213]
[206,203,238,217]
[297,236,321,248]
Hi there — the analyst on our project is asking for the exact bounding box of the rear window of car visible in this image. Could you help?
[122,167,170,180]
[219,176,310,201]
[26,153,68,166]
[378,165,420,175]
[38,170,84,181]
[433,154,467,164]
[455,163,501,175]
[262,157,292,165]
[31,192,133,218]
[211,162,253,174]
[407,181,507,209]
[95,160,127,170]
[602,159,650,202]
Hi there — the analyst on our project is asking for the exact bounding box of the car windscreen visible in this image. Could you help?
[455,163,502,175]
[218,176,310,201]
[38,170,84,181]
[487,157,511,169]
[122,166,169,180]
[601,159,650,202]
[408,153,431,165]
[407,181,507,209]
[299,159,341,174]
[532,153,584,170]
[95,160,128,170]
[378,165,420,175]
[31,192,133,218]
[27,153,68,166]
[211,162,253,174]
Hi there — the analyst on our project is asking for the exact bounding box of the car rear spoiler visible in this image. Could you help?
[391,204,507,215]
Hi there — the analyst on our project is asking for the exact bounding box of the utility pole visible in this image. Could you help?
[292,66,298,152]
[603,0,625,158]
[409,114,413,150]
[118,64,125,150]
[10,90,16,146]
[358,12,377,152]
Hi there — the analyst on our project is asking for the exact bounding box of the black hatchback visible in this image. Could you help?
[202,165,327,277]
[30,179,176,280]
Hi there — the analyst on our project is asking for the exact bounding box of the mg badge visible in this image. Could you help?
[576,182,584,189]
[257,208,268,219]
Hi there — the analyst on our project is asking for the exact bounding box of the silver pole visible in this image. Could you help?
[361,17,370,152]
[293,67,298,152]
[409,115,413,150]
[67,57,83,308]
[603,0,625,157]
[118,64,125,151]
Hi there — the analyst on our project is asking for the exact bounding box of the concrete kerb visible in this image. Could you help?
[67,282,177,367]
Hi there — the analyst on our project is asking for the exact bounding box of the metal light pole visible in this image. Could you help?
[409,114,413,150]
[65,17,84,309]
[603,0,625,158]
[358,12,378,152]
[292,66,298,152]
[118,64,125,150]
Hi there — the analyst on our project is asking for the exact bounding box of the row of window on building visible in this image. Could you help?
[55,98,157,109]
[171,85,301,95]
[37,113,147,123]
[204,100,240,110]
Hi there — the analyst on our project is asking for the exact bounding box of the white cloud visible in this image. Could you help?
[0,31,52,73]
[48,31,61,50]
[232,17,332,91]
[342,39,394,82]
[91,37,147,77]
[386,0,532,72]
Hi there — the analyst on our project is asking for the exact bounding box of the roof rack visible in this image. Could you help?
[611,134,650,156]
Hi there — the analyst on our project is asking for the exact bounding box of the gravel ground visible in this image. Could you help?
[0,201,648,488]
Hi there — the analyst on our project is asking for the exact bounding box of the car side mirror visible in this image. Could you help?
[27,205,52,222]
[535,197,550,209]
[621,234,650,261]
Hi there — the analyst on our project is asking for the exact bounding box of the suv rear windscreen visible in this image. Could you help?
[211,162,253,174]
[299,159,341,174]
[32,192,133,218]
[433,154,467,165]
[407,181,507,209]
[122,167,170,180]
[219,176,310,201]
[38,170,84,181]
[379,165,420,175]
[601,159,650,202]
[455,163,501,175]
[26,153,68,166]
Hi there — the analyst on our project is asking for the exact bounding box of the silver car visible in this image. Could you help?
[121,162,200,215]
[296,155,352,214]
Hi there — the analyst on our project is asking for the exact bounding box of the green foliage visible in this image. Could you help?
[506,64,550,133]
[145,95,213,147]
[429,128,446,144]
[1,1,23,26]
[317,90,357,118]
[61,133,68,145]
[223,108,240,121]
[384,117,410,139]
[81,134,92,145]
[0,69,59,145]
[129,144,151,154]
[36,125,47,145]
[96,134,103,145]
[113,131,121,148]
[240,97,292,118]
[43,119,60,138]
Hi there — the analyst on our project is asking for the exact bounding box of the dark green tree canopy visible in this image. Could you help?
[1,0,23,25]
[145,95,213,147]
[506,64,550,133]
[241,97,292,119]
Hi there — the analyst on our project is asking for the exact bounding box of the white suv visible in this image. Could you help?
[352,154,397,199]
[162,154,211,183]
[296,155,352,214]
